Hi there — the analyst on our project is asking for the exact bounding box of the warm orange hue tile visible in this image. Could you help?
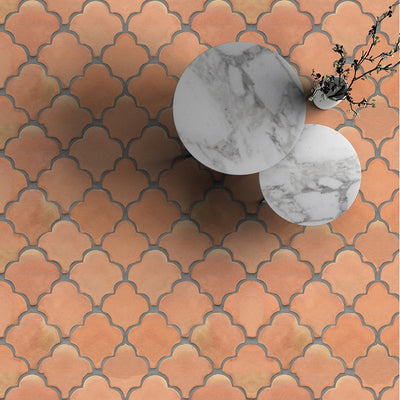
[103,344,148,396]
[70,375,123,400]
[70,250,123,305]
[107,0,146,21]
[128,250,181,305]
[381,254,399,295]
[102,282,149,330]
[354,345,399,395]
[259,313,313,369]
[5,249,59,305]
[230,0,273,24]
[6,64,60,119]
[224,281,279,337]
[0,96,27,149]
[322,250,375,306]
[128,375,180,400]
[380,71,399,109]
[258,249,312,305]
[258,375,312,400]
[159,281,213,336]
[354,282,398,330]
[194,376,245,400]
[6,375,59,400]
[290,281,345,337]
[381,315,399,357]
[0,345,28,397]
[381,130,399,171]
[38,344,92,398]
[5,125,59,181]
[0,221,27,274]
[237,31,269,46]
[322,375,375,400]
[38,32,92,88]
[5,0,59,56]
[128,126,181,182]
[159,344,213,397]
[103,95,148,147]
[128,1,181,56]
[222,344,280,398]
[305,102,345,129]
[70,313,123,368]
[158,220,212,273]
[165,0,206,24]
[159,32,208,77]
[127,313,180,368]
[258,1,312,56]
[191,249,246,305]
[223,221,279,273]
[70,1,122,57]
[103,33,148,81]
[190,312,245,367]
[70,64,123,119]
[128,64,177,118]
[6,313,60,368]
[0,281,26,337]
[323,313,375,367]
[38,95,92,150]
[70,189,123,244]
[354,221,398,268]
[38,281,92,337]
[127,190,180,244]
[0,0,21,24]
[0,158,26,213]
[380,193,399,234]
[102,221,148,271]
[158,107,179,139]
[46,0,85,23]
[38,220,91,273]
[191,1,246,47]
[298,0,337,24]
[291,344,345,398]
[380,380,399,400]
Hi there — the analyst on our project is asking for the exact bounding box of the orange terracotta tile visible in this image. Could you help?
[70,1,122,57]
[70,64,123,119]
[103,344,148,396]
[158,107,179,139]
[222,344,280,398]
[37,281,92,337]
[237,31,269,46]
[128,64,177,118]
[305,101,345,129]
[191,1,246,47]
[290,281,345,337]
[354,282,398,330]
[70,313,123,368]
[6,313,60,368]
[381,315,399,358]
[291,344,345,398]
[128,2,181,56]
[354,345,398,395]
[381,192,399,234]
[380,71,399,109]
[258,249,312,305]
[0,281,26,337]
[128,250,181,305]
[0,0,21,24]
[231,0,273,24]
[106,0,145,21]
[291,225,344,273]
[128,375,180,400]
[258,1,312,56]
[159,344,213,397]
[103,33,148,81]
[0,221,27,274]
[0,345,28,397]
[191,249,246,305]
[322,375,375,400]
[322,250,375,306]
[38,344,92,398]
[127,190,180,244]
[159,281,213,336]
[38,95,92,150]
[159,32,208,77]
[46,0,85,24]
[192,374,246,400]
[190,312,245,367]
[298,0,337,24]
[357,0,394,16]
[128,126,181,182]
[381,254,399,295]
[381,129,399,171]
[103,95,148,147]
[70,375,123,400]
[38,32,92,88]
[0,96,27,149]
[70,250,123,306]
[381,380,399,400]
[258,313,313,369]
[5,0,60,56]
[102,282,149,330]
[5,249,59,305]
[102,221,149,271]
[0,158,26,213]
[5,125,60,181]
[127,313,180,368]
[5,375,59,400]
[223,221,279,274]
[258,375,312,400]
[354,220,398,268]
[165,0,206,24]
[342,77,376,113]
[70,189,123,244]
[6,64,60,119]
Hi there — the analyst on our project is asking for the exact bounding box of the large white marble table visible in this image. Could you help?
[173,42,306,175]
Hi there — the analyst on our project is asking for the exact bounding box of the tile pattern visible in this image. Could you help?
[0,1,398,399]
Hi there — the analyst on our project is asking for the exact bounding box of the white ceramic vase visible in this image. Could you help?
[312,76,347,110]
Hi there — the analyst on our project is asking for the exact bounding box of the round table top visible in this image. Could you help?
[259,124,361,226]
[173,42,306,175]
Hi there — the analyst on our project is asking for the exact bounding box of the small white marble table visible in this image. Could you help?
[173,42,306,175]
[259,124,361,226]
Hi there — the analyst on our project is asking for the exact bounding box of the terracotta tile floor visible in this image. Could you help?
[0,1,398,399]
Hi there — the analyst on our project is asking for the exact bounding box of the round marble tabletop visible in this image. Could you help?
[259,124,361,226]
[173,42,306,175]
